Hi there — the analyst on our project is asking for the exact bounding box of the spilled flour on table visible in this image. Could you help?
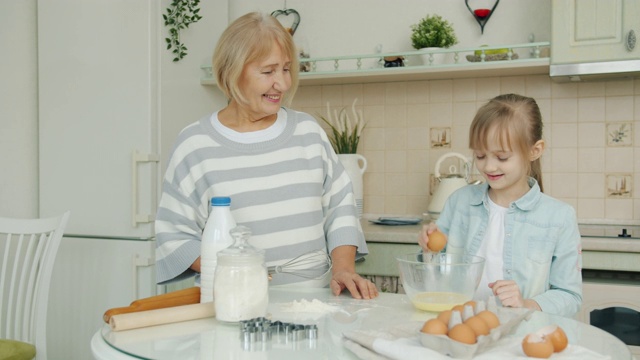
[280,299,340,314]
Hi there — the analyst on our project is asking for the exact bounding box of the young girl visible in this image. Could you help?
[419,94,582,317]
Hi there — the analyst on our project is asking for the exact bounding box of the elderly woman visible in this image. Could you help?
[155,12,378,299]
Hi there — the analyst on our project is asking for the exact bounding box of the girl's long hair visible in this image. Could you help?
[469,93,544,192]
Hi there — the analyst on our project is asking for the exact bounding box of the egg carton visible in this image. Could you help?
[419,307,534,359]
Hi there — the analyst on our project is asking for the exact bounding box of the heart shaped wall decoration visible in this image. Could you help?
[271,8,301,35]
[464,0,500,34]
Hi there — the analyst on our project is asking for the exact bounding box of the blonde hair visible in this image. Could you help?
[212,12,299,106]
[469,94,544,192]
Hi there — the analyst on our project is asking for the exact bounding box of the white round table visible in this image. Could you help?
[91,287,633,360]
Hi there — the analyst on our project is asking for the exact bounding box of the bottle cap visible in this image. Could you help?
[211,197,231,206]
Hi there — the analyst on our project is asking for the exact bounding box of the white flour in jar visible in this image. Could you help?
[214,265,269,322]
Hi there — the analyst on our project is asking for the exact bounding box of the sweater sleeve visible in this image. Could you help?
[531,206,583,317]
[154,131,208,284]
[154,178,204,284]
[316,126,368,256]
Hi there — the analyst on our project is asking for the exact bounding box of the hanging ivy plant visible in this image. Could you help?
[163,0,203,62]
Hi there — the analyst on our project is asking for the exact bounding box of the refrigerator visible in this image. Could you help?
[36,1,228,359]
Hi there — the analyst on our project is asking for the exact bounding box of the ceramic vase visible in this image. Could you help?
[338,154,367,218]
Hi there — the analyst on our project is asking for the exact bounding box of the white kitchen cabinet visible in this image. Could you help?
[356,242,421,277]
[551,0,639,64]
[48,236,156,360]
[36,0,228,359]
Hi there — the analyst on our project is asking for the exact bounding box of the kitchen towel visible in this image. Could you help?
[342,322,612,360]
[109,302,215,331]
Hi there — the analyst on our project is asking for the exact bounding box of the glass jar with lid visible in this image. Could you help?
[213,225,268,322]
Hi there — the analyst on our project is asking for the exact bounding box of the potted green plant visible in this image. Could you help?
[410,14,458,65]
[317,99,367,217]
[410,14,458,50]
[317,99,365,155]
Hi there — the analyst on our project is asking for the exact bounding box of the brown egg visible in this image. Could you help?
[448,323,477,344]
[427,230,447,252]
[451,304,465,314]
[476,310,500,329]
[463,300,477,311]
[464,316,490,337]
[421,318,448,335]
[437,309,452,325]
[538,325,568,352]
[522,333,554,358]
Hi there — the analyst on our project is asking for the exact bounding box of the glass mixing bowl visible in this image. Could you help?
[397,252,485,312]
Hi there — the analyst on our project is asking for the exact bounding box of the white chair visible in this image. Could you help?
[0,211,70,360]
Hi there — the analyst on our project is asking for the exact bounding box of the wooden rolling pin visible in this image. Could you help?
[103,286,200,323]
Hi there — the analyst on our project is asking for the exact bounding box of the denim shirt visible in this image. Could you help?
[436,178,582,317]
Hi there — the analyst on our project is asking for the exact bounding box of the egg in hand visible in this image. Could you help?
[427,230,447,252]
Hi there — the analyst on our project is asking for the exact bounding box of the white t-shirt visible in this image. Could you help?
[474,197,507,302]
[211,108,287,143]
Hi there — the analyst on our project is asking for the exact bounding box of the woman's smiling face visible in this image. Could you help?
[238,43,292,120]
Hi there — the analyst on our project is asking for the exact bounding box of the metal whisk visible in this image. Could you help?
[268,249,332,279]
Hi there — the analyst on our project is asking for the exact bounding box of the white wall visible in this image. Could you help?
[0,0,38,218]
[0,1,228,219]
[0,0,550,219]
[230,0,551,57]
[158,0,229,166]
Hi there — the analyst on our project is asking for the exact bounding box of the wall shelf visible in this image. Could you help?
[200,42,550,86]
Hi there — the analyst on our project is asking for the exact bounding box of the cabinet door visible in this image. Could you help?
[37,0,159,237]
[356,242,421,277]
[47,237,156,360]
[552,0,639,63]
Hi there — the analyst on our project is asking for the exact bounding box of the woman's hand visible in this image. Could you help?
[489,280,541,311]
[330,245,379,299]
[330,270,379,300]
[418,223,440,252]
[190,257,201,272]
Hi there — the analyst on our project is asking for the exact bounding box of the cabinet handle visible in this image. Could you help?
[132,254,155,299]
[627,30,636,51]
[132,151,160,226]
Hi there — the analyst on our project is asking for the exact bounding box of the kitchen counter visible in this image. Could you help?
[360,219,423,244]
[360,218,640,253]
[360,218,640,275]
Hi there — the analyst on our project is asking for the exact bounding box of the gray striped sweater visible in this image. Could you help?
[155,108,367,285]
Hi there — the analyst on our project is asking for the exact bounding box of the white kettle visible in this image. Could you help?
[427,152,472,219]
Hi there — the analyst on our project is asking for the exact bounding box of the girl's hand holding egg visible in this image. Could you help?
[427,230,447,252]
[418,224,447,252]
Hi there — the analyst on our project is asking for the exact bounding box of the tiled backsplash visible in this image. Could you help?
[291,75,640,222]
